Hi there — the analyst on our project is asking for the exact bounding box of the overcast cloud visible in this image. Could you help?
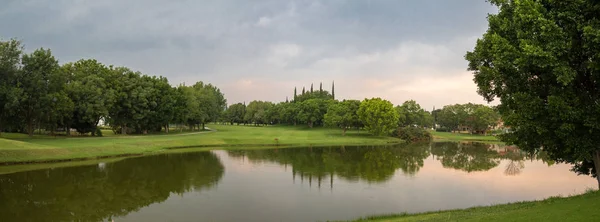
[0,0,497,109]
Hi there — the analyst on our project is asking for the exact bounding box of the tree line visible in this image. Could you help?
[0,39,226,136]
[223,87,501,136]
[433,103,500,134]
[1,39,501,137]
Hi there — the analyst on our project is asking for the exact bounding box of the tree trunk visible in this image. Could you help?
[165,124,169,134]
[66,126,70,136]
[343,127,347,136]
[202,122,205,130]
[27,118,34,137]
[594,150,600,189]
[122,124,127,135]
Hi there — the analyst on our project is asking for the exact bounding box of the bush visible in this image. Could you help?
[95,128,103,137]
[435,127,451,132]
[392,127,432,142]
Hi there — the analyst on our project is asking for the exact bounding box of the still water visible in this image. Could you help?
[0,142,596,222]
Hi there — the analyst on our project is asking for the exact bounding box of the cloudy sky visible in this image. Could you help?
[1,0,497,109]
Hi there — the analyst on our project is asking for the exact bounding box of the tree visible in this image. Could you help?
[65,60,113,135]
[293,87,297,101]
[396,100,431,127]
[298,99,329,128]
[324,100,360,135]
[357,98,398,136]
[465,0,600,187]
[226,103,246,125]
[467,105,499,134]
[244,100,273,125]
[331,81,335,100]
[19,48,60,136]
[0,39,22,135]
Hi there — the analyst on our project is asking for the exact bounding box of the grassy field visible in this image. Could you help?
[0,124,401,164]
[431,131,501,143]
[353,190,600,222]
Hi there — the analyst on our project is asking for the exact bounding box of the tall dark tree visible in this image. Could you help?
[310,83,313,93]
[332,81,335,100]
[294,87,297,101]
[466,0,600,187]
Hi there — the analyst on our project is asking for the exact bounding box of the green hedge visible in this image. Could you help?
[392,127,432,142]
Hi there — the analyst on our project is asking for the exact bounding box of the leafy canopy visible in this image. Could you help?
[465,0,600,184]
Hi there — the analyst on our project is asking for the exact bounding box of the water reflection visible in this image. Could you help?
[0,142,592,222]
[228,143,429,184]
[0,152,223,222]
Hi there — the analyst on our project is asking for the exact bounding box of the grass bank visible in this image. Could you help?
[353,190,600,222]
[431,131,501,143]
[0,124,401,164]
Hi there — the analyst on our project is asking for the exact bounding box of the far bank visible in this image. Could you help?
[0,124,401,164]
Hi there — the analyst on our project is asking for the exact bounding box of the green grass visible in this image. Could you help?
[352,190,600,222]
[431,131,501,143]
[0,124,401,164]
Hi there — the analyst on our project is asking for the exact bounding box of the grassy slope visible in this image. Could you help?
[431,131,501,143]
[355,190,600,222]
[0,124,400,163]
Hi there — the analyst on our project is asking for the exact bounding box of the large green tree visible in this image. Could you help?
[466,0,600,186]
[225,103,246,125]
[298,98,330,128]
[357,98,399,136]
[0,39,22,135]
[64,60,113,135]
[396,100,432,128]
[19,48,60,136]
[324,99,360,135]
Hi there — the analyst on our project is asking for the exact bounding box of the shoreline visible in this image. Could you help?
[351,190,600,221]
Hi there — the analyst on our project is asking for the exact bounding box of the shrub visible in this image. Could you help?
[392,127,432,142]
[435,127,451,132]
[95,128,103,137]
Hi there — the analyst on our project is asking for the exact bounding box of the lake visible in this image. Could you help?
[0,142,596,222]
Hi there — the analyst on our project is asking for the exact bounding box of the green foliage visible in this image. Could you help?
[392,127,432,142]
[244,100,273,125]
[95,128,103,137]
[358,98,399,136]
[293,89,333,103]
[465,0,600,184]
[0,39,23,134]
[19,48,61,136]
[296,98,330,128]
[396,100,432,127]
[437,103,499,134]
[0,39,226,136]
[224,103,246,125]
[324,99,361,134]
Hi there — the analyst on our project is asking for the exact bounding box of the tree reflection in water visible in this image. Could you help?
[0,152,224,222]
[228,143,430,188]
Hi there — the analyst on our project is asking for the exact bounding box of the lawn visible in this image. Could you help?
[353,190,600,222]
[0,124,401,164]
[431,131,501,143]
